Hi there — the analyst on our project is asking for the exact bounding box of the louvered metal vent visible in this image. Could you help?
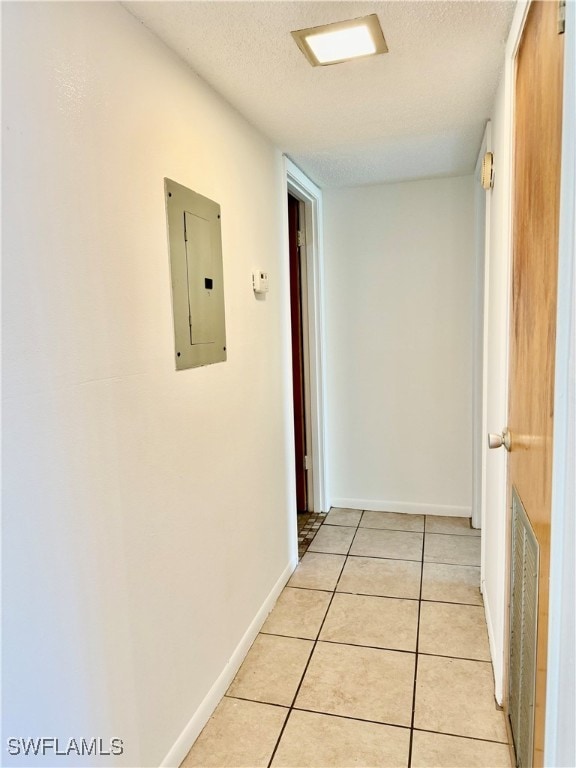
[508,487,539,768]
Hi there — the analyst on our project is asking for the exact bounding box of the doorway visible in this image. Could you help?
[285,159,328,560]
[288,192,313,514]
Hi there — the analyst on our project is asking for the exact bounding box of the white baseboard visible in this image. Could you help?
[483,584,504,705]
[160,557,297,768]
[330,498,472,518]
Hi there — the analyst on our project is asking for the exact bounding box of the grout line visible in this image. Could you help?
[407,515,426,768]
[307,550,480,568]
[255,636,489,663]
[357,525,426,534]
[258,627,492,664]
[424,531,481,538]
[224,694,288,710]
[417,651,494,664]
[315,638,416,656]
[291,705,412,730]
[318,524,359,530]
[227,694,413,731]
[419,597,484,607]
[419,558,481,567]
[321,523,361,529]
[411,726,510,746]
[288,584,488,610]
[308,548,354,556]
[323,591,419,604]
[266,542,349,768]
[222,700,509,746]
[343,516,362,557]
[420,560,481,569]
[334,588,420,601]
[259,630,324,642]
[274,586,462,605]
[308,549,423,562]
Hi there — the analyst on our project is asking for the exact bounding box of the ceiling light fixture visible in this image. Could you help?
[291,14,388,67]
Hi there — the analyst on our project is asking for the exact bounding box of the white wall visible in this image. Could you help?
[323,177,475,516]
[2,3,294,766]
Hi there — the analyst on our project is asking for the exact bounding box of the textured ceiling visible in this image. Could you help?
[124,1,515,188]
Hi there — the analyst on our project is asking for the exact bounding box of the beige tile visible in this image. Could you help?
[422,563,482,605]
[414,655,508,742]
[261,587,331,640]
[426,515,480,536]
[337,556,422,599]
[227,634,313,706]
[320,593,418,651]
[350,528,423,561]
[272,709,410,768]
[325,507,362,527]
[295,641,415,725]
[361,510,424,532]
[411,730,512,768]
[308,525,356,554]
[181,697,287,767]
[419,602,491,660]
[424,533,481,566]
[288,552,346,591]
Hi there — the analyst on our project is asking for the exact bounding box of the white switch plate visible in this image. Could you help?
[252,270,269,293]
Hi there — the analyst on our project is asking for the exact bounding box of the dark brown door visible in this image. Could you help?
[508,2,564,765]
[288,194,308,512]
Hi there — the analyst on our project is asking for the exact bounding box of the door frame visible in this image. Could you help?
[473,120,492,532]
[284,157,328,514]
[545,1,576,765]
[295,195,315,511]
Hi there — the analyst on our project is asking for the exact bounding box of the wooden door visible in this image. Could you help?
[288,194,308,512]
[508,2,564,765]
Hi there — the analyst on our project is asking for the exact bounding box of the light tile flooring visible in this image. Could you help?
[182,509,513,768]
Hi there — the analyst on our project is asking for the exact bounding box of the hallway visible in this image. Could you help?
[182,509,512,767]
[2,4,574,766]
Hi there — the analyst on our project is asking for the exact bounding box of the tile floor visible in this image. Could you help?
[297,511,328,558]
[182,509,514,768]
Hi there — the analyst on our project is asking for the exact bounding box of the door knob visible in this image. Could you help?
[488,429,511,451]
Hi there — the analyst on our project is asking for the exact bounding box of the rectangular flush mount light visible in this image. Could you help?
[292,14,388,67]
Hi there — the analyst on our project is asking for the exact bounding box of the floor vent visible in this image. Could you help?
[508,487,539,768]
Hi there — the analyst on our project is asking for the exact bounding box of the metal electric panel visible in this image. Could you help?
[165,179,226,370]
